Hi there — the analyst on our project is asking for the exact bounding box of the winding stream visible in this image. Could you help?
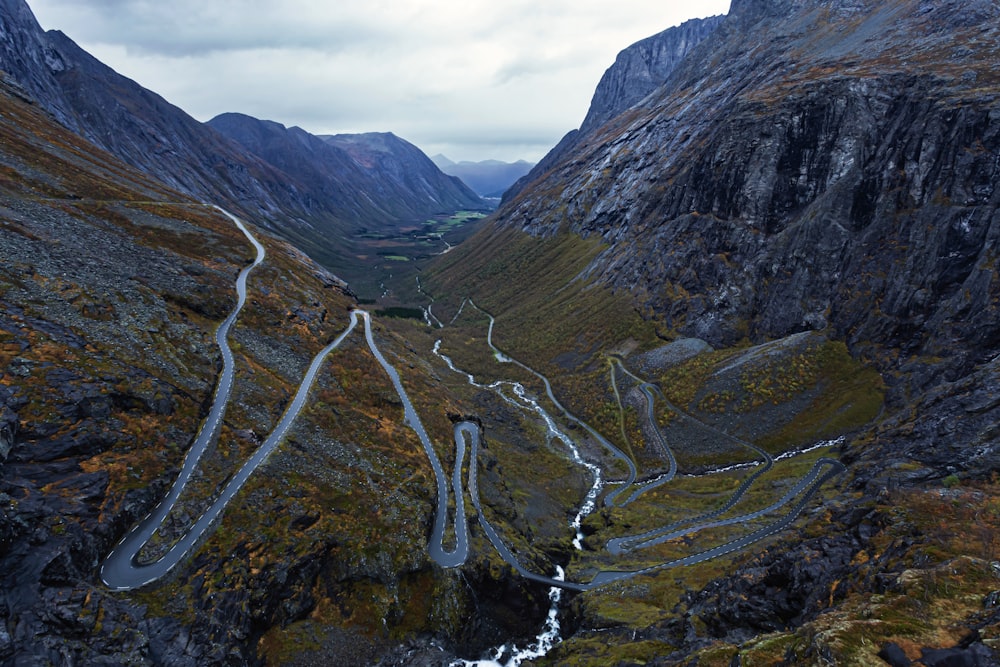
[432,303,845,592]
[471,300,638,507]
[101,209,846,663]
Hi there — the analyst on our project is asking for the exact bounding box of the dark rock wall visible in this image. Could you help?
[581,15,726,133]
[504,14,723,204]
[494,0,1000,428]
[0,0,77,130]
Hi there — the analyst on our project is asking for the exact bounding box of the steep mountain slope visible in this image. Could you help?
[0,70,552,665]
[0,0,483,289]
[504,14,724,203]
[205,114,484,275]
[207,114,483,226]
[579,14,726,134]
[431,155,536,198]
[424,0,1000,663]
[320,132,484,213]
[0,8,310,224]
[489,0,1000,452]
[0,0,77,129]
[0,70,339,663]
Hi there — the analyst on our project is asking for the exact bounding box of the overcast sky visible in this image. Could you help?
[28,1,731,163]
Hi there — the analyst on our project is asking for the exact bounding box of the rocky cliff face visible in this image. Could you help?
[495,0,1000,473]
[580,15,725,133]
[441,2,1000,662]
[504,14,723,204]
[0,0,76,129]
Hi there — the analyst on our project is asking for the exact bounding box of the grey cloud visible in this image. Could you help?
[27,0,732,162]
[34,0,394,55]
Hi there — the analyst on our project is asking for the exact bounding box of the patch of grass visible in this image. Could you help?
[543,637,677,666]
[375,306,425,320]
[756,340,885,452]
[658,347,742,409]
[424,226,665,403]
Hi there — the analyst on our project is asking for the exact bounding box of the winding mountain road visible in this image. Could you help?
[459,416,844,591]
[432,306,845,590]
[102,208,264,589]
[608,362,678,506]
[102,209,362,590]
[469,300,638,506]
[102,209,468,589]
[605,359,782,554]
[361,310,469,567]
[102,208,845,595]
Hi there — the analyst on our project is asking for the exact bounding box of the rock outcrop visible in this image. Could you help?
[0,0,76,129]
[580,15,725,134]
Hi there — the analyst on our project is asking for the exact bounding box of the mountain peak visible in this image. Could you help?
[431,153,456,168]
[580,15,725,133]
[0,0,76,127]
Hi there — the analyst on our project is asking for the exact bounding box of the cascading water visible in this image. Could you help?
[426,303,847,661]
[432,341,604,550]
[455,567,566,667]
[432,340,602,664]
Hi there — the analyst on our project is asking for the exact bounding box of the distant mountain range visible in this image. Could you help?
[431,154,535,199]
[0,0,485,283]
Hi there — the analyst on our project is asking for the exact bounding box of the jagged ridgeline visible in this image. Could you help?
[1,0,1000,664]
